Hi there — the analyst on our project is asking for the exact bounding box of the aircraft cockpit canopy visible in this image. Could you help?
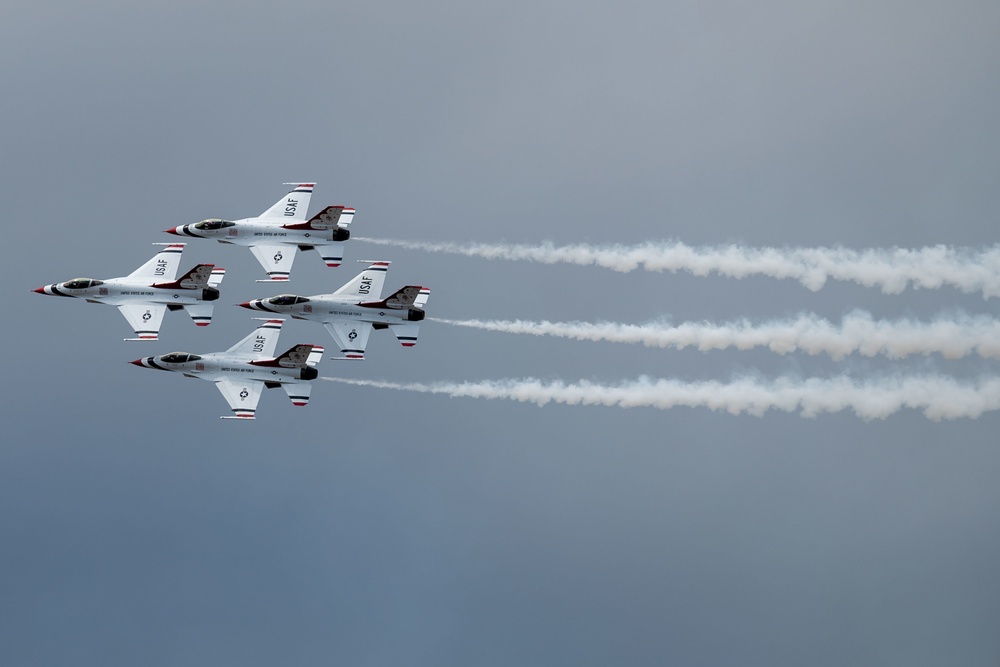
[160,352,202,364]
[194,219,236,231]
[63,278,103,289]
[267,295,310,306]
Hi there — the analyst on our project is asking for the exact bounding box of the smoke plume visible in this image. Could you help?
[322,374,1000,420]
[356,237,1000,297]
[431,311,1000,360]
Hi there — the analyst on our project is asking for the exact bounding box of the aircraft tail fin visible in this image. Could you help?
[364,285,428,309]
[153,263,215,289]
[303,205,356,230]
[266,344,321,369]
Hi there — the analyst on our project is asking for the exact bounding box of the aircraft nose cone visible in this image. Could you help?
[237,301,254,309]
[32,286,46,294]
[129,358,145,366]
[164,227,180,235]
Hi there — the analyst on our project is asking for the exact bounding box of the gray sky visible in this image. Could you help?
[3,1,1000,665]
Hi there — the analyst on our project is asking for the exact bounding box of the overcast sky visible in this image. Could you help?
[3,1,1000,665]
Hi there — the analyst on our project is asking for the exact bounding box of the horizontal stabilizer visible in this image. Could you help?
[306,346,325,367]
[183,303,215,327]
[282,382,313,407]
[208,268,225,288]
[392,323,420,347]
[314,242,345,268]
[414,287,430,308]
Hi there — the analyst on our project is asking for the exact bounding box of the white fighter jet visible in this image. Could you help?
[165,183,355,282]
[238,261,429,359]
[33,243,225,341]
[130,319,324,420]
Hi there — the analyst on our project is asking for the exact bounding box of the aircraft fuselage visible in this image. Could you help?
[34,277,219,306]
[169,218,348,247]
[242,296,425,325]
[131,351,316,383]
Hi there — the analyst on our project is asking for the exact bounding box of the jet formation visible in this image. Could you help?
[34,183,429,420]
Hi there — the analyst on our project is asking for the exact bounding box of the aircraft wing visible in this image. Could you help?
[226,319,284,357]
[127,243,185,281]
[215,379,263,420]
[118,303,166,341]
[249,244,296,282]
[259,183,314,221]
[323,321,372,359]
[333,261,389,298]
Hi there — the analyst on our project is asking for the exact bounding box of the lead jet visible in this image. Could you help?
[165,183,355,282]
[33,243,225,341]
[238,260,429,359]
[130,319,324,420]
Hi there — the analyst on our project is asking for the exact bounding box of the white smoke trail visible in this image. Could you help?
[322,375,1000,420]
[430,311,1000,360]
[355,237,1000,297]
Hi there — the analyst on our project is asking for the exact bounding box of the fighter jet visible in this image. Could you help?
[33,243,225,341]
[238,261,429,359]
[130,319,324,420]
[165,183,355,282]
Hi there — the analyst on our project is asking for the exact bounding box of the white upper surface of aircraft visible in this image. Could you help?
[238,261,429,359]
[130,319,324,420]
[166,183,355,282]
[33,243,225,341]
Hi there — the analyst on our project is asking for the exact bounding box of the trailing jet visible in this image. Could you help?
[130,319,324,420]
[165,183,355,282]
[33,243,225,341]
[238,260,429,359]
